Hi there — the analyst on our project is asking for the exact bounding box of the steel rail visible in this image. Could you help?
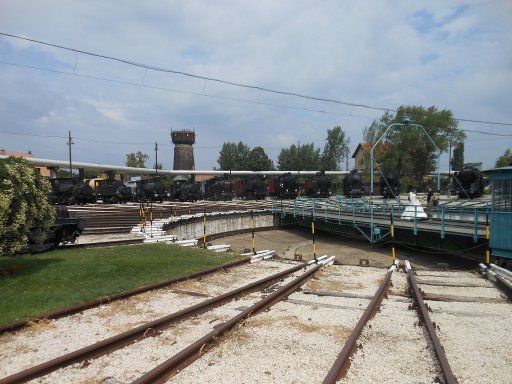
[132,263,323,384]
[405,261,458,384]
[0,262,306,384]
[322,264,396,384]
[0,257,251,336]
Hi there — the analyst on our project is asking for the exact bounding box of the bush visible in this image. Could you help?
[0,158,55,256]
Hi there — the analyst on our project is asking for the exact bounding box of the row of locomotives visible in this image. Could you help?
[49,177,96,205]
[169,177,202,202]
[235,176,268,200]
[379,171,401,199]
[90,178,132,204]
[342,169,366,198]
[205,176,234,201]
[451,167,486,199]
[269,173,299,199]
[304,171,332,198]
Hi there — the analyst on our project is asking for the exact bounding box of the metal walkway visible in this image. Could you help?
[272,197,490,245]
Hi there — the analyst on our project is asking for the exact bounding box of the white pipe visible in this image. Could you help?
[0,155,348,176]
[404,260,412,271]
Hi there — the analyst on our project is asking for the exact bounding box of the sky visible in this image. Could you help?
[0,0,511,171]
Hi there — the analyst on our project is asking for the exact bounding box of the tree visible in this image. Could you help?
[321,126,350,171]
[154,162,163,170]
[372,105,463,186]
[450,142,464,172]
[495,148,512,168]
[0,158,55,256]
[277,143,321,171]
[246,146,274,171]
[217,142,250,170]
[125,151,149,168]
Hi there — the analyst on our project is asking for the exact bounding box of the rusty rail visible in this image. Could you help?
[0,262,307,384]
[405,260,458,384]
[0,257,251,335]
[132,264,324,384]
[322,263,396,384]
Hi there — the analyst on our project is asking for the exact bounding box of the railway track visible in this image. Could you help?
[1,259,510,383]
[0,257,332,383]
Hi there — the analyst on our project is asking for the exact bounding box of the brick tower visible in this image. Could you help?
[171,130,195,170]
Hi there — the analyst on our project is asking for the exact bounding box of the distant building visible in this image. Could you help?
[351,142,371,171]
[0,149,50,177]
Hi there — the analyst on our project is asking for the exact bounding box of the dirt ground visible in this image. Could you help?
[210,228,477,270]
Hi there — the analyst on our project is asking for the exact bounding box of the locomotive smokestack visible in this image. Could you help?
[171,130,195,170]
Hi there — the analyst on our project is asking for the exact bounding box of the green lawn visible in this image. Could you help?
[0,243,240,326]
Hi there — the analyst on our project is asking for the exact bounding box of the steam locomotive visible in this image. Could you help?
[131,177,168,202]
[91,178,132,204]
[269,173,299,199]
[379,171,401,199]
[205,177,234,201]
[50,178,96,205]
[235,176,268,200]
[451,167,485,199]
[304,171,332,198]
[342,169,366,198]
[169,178,202,202]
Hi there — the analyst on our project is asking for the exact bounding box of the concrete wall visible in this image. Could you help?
[170,213,278,241]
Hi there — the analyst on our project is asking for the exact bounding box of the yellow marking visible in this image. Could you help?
[485,226,490,239]
[252,237,255,249]
[312,222,315,234]
[486,250,490,264]
[391,224,394,237]
[313,243,316,254]
[392,247,396,260]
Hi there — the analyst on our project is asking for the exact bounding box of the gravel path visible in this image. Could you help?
[0,260,293,378]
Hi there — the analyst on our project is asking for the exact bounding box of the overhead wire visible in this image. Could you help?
[1,31,511,128]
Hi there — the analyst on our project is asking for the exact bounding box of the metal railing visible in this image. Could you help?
[272,197,490,242]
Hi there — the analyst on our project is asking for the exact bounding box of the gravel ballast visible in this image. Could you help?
[0,260,293,378]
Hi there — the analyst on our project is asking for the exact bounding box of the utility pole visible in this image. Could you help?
[154,141,158,174]
[67,130,74,177]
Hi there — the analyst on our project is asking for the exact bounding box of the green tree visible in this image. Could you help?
[495,148,512,167]
[321,126,350,170]
[217,142,250,170]
[372,105,462,186]
[277,143,321,171]
[246,146,274,171]
[0,158,55,256]
[125,151,149,168]
[450,142,464,172]
[154,162,163,170]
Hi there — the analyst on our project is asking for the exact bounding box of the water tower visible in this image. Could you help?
[171,130,195,170]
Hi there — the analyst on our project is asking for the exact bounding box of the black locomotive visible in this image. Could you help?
[379,171,401,198]
[93,179,132,203]
[133,177,167,202]
[342,169,365,198]
[170,178,202,202]
[269,173,299,199]
[205,177,234,201]
[4,205,86,253]
[235,176,268,200]
[305,171,332,198]
[50,178,95,205]
[451,167,485,199]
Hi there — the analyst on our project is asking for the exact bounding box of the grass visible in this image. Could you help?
[0,243,240,326]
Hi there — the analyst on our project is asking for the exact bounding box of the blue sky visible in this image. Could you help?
[0,0,511,170]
